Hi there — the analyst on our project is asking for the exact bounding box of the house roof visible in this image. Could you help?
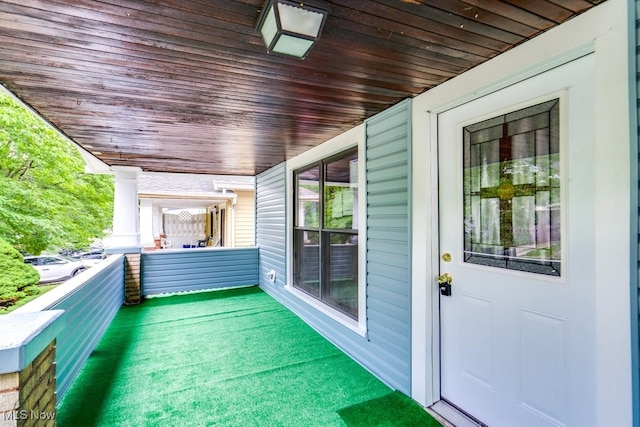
[138,172,254,198]
[0,1,604,176]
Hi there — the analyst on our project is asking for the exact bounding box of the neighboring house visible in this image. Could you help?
[137,172,255,250]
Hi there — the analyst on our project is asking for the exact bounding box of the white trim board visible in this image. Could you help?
[284,124,367,335]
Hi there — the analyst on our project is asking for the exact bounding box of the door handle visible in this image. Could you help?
[438,273,452,296]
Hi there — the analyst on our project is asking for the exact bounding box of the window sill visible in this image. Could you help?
[285,285,367,338]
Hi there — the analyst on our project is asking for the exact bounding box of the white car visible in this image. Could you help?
[24,255,87,283]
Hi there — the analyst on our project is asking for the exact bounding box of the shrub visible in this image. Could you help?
[0,238,40,309]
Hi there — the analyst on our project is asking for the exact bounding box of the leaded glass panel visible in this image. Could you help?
[463,99,561,276]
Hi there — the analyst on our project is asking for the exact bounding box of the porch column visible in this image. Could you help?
[139,199,155,250]
[105,166,141,249]
[229,198,236,248]
[104,166,143,305]
[152,206,162,241]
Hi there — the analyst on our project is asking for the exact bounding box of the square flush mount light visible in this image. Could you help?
[256,0,329,59]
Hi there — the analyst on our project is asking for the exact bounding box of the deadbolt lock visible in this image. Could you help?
[438,273,453,296]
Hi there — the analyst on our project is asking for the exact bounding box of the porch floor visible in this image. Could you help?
[56,286,439,426]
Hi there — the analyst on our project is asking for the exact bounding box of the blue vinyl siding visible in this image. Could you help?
[364,99,412,392]
[256,100,412,394]
[141,247,259,295]
[47,255,125,399]
[256,162,287,289]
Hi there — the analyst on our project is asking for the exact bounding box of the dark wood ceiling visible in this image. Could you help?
[0,0,603,176]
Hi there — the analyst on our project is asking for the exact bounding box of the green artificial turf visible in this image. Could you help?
[337,391,442,427]
[57,286,440,426]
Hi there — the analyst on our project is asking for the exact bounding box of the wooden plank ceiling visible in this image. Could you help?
[0,0,603,176]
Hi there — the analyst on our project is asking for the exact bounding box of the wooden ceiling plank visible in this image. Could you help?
[0,57,421,113]
[0,0,601,175]
[0,14,442,94]
[332,1,515,53]
[458,0,558,30]
[0,51,410,108]
[547,0,602,12]
[368,0,533,41]
[326,14,499,60]
[389,0,543,37]
[0,2,468,79]
[502,0,575,23]
[1,0,485,76]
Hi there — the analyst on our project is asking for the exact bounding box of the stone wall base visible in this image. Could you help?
[0,340,57,427]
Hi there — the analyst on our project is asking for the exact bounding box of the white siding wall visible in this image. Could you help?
[234,190,255,247]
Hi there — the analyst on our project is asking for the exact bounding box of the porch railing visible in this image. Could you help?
[142,246,259,296]
[14,254,125,399]
[8,247,260,404]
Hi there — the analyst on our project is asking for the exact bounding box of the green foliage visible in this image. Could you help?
[0,91,114,254]
[323,185,353,230]
[0,238,39,309]
[0,284,57,315]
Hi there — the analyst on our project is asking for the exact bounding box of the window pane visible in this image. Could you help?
[293,229,320,297]
[512,195,535,246]
[463,99,561,276]
[324,151,358,230]
[324,232,358,319]
[292,148,359,321]
[297,166,320,228]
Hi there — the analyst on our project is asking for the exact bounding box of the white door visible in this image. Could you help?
[439,55,596,427]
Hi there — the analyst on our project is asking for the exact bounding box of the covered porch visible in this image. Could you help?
[4,249,440,426]
[1,1,638,427]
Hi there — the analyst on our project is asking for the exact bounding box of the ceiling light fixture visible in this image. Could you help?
[256,0,329,59]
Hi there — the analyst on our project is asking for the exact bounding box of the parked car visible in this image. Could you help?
[24,255,87,283]
[77,248,106,267]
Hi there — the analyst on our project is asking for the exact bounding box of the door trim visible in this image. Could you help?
[411,5,631,425]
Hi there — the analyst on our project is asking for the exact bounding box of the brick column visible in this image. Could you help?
[0,312,64,427]
[0,372,19,426]
[124,253,142,305]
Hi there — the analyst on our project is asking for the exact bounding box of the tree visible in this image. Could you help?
[0,238,39,309]
[0,91,114,254]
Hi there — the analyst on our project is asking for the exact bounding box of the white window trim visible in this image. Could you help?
[285,124,367,336]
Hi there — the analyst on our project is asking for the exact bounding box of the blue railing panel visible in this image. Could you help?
[141,247,259,295]
[15,254,125,400]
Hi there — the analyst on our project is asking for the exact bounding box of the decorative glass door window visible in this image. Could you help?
[463,98,561,276]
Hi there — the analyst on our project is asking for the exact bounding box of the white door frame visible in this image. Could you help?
[410,1,632,425]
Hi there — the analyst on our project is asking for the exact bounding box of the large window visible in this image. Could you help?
[293,148,359,319]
